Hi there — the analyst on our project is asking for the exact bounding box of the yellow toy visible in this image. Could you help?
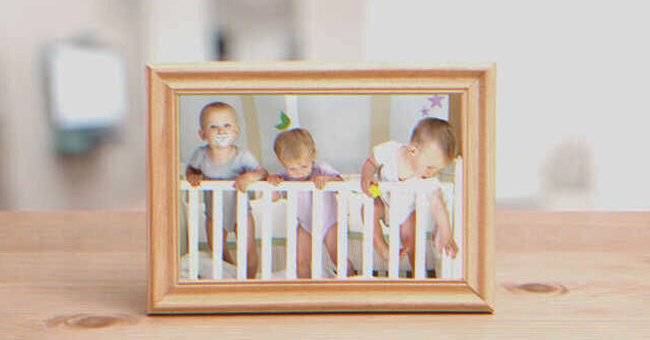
[369,184,382,199]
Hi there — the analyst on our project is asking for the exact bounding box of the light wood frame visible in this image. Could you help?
[147,63,496,314]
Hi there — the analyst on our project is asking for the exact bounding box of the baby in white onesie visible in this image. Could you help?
[360,118,458,274]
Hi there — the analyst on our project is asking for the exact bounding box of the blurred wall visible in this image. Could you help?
[2,0,648,211]
[212,0,295,60]
[142,0,213,63]
[294,0,366,60]
[361,0,650,210]
[0,0,293,210]
[0,0,145,210]
[294,0,650,210]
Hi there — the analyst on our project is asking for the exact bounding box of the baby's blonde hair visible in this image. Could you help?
[273,128,316,162]
[410,118,456,161]
[199,102,238,129]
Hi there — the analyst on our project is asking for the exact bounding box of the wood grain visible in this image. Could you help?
[1,211,649,338]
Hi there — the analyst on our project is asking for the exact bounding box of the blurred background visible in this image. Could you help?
[0,0,648,211]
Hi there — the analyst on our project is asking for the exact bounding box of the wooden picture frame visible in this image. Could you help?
[147,63,495,314]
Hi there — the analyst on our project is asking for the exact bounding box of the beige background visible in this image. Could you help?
[0,0,648,210]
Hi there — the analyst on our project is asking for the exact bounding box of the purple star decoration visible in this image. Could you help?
[420,107,430,116]
[428,95,445,109]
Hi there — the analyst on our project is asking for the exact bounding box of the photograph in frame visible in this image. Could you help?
[148,63,495,314]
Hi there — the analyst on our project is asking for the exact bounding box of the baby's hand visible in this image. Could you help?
[267,175,283,187]
[234,172,257,193]
[268,175,284,202]
[187,172,203,187]
[313,175,333,190]
[434,230,458,259]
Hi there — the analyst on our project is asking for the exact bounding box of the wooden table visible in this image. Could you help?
[1,211,649,339]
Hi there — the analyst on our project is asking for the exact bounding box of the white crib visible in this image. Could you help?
[179,158,464,282]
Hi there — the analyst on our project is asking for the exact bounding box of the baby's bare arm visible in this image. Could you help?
[361,156,379,197]
[429,190,458,258]
[267,174,285,202]
[235,167,269,192]
[313,174,343,190]
[254,167,269,181]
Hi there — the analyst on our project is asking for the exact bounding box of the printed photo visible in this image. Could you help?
[177,94,465,282]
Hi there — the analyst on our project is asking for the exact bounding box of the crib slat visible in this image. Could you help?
[453,158,464,280]
[188,189,200,280]
[336,191,349,279]
[415,191,427,279]
[440,186,454,280]
[286,191,298,280]
[440,184,453,280]
[261,190,273,280]
[362,197,374,279]
[388,192,400,280]
[236,191,248,281]
[311,190,324,279]
[212,190,223,280]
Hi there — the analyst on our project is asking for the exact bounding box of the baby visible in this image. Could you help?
[268,128,353,278]
[186,102,267,279]
[361,117,458,275]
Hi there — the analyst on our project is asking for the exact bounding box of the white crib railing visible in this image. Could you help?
[179,159,463,282]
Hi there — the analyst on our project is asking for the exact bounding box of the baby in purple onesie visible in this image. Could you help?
[278,161,340,234]
[269,128,353,279]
